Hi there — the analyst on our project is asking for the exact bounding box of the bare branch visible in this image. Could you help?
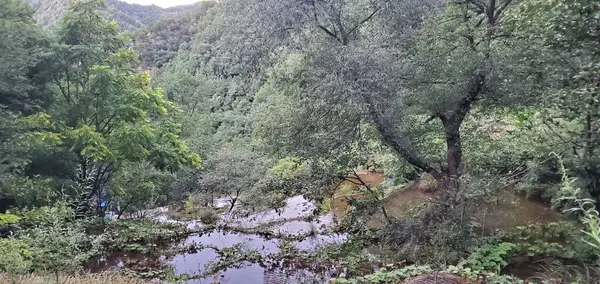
[346,7,381,37]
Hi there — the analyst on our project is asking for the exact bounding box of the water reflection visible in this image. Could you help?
[93,195,348,283]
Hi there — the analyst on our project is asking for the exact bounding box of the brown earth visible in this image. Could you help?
[330,170,385,218]
[330,172,563,231]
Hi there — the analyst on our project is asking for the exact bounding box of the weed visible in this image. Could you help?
[463,242,516,273]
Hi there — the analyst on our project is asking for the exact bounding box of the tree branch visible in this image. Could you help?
[363,94,443,180]
[493,0,513,23]
[317,24,342,43]
[346,7,380,38]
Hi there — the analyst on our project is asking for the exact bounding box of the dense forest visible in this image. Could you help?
[25,0,200,29]
[1,0,600,283]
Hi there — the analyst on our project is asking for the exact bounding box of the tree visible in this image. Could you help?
[32,0,199,215]
[197,141,269,212]
[0,0,50,113]
[505,0,600,204]
[254,0,524,193]
[0,0,56,209]
[110,161,172,218]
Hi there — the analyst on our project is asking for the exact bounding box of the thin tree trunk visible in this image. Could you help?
[116,203,130,219]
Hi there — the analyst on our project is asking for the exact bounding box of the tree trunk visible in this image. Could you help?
[444,122,462,191]
[363,94,444,181]
[116,203,130,219]
[228,197,238,213]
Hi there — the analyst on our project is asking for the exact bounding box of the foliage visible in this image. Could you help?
[22,220,96,273]
[110,161,173,217]
[195,141,269,211]
[130,1,216,69]
[100,219,188,253]
[0,0,50,113]
[335,265,433,284]
[168,196,219,224]
[332,265,523,284]
[0,213,21,225]
[0,205,101,275]
[202,244,263,276]
[375,203,474,265]
[0,238,32,274]
[488,222,594,261]
[26,0,200,30]
[463,242,516,273]
[555,154,600,254]
[527,259,600,283]
[2,0,600,281]
[310,233,375,275]
[16,0,201,215]
[503,0,600,204]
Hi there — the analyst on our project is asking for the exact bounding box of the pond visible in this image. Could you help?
[169,230,346,283]
[92,195,349,283]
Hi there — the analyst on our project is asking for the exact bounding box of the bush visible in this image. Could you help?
[100,219,188,252]
[377,202,474,265]
[0,238,32,273]
[167,196,219,224]
[464,242,516,273]
[0,205,102,275]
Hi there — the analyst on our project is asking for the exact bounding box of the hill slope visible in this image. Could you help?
[25,0,199,29]
[131,1,216,69]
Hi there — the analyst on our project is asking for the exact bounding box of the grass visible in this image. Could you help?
[0,272,144,284]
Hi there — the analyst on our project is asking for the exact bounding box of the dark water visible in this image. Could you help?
[169,230,345,283]
[92,196,348,283]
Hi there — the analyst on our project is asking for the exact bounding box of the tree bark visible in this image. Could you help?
[442,118,462,191]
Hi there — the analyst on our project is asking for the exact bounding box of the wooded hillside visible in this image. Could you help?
[1,0,599,282]
[25,0,200,29]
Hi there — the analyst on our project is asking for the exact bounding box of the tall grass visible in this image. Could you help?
[553,152,600,254]
[0,272,144,284]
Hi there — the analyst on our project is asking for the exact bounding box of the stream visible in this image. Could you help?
[92,195,350,283]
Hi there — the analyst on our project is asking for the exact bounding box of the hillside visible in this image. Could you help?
[130,1,216,69]
[25,0,200,29]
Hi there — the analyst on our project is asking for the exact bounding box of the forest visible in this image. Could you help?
[0,0,599,283]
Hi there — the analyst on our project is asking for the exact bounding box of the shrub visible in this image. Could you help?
[0,238,32,274]
[464,242,516,273]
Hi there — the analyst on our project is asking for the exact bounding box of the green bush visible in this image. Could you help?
[19,203,74,228]
[496,222,594,260]
[0,213,21,225]
[464,242,516,273]
[0,238,32,273]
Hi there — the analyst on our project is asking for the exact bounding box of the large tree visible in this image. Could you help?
[254,0,525,193]
[33,0,199,214]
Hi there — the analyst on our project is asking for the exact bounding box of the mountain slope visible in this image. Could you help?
[25,0,199,29]
[131,1,216,69]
